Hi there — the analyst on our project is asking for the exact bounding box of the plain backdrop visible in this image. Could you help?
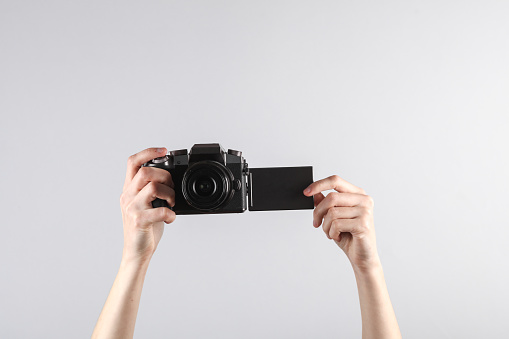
[1,1,508,338]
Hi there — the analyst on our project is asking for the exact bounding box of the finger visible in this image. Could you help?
[322,207,362,237]
[124,147,167,188]
[313,192,366,227]
[313,192,325,207]
[134,182,176,209]
[333,232,342,243]
[129,166,174,193]
[304,175,365,196]
[122,167,174,203]
[328,219,359,241]
[140,207,176,225]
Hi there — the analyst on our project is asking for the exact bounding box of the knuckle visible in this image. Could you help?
[333,230,341,241]
[333,219,342,229]
[119,193,127,206]
[329,192,341,204]
[358,215,371,232]
[147,181,158,194]
[162,208,175,222]
[159,207,168,218]
[127,155,136,166]
[361,205,372,216]
[138,166,151,179]
[327,208,337,219]
[330,220,339,236]
[328,191,340,201]
[330,219,337,230]
[330,228,339,240]
[365,195,374,207]
[169,210,176,222]
[331,174,341,183]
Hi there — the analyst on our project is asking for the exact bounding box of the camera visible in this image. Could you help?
[142,143,314,215]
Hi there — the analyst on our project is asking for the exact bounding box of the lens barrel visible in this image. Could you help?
[182,160,235,211]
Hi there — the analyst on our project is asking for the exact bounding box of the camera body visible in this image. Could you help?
[143,143,314,215]
[143,143,248,214]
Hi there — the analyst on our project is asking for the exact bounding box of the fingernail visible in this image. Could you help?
[157,148,166,153]
[313,220,318,227]
[304,188,311,195]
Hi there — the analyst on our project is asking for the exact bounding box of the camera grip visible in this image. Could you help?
[142,155,174,210]
[151,198,171,209]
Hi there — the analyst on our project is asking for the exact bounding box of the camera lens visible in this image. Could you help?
[193,176,216,197]
[182,161,235,211]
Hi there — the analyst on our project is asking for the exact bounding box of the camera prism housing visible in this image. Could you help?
[142,143,314,215]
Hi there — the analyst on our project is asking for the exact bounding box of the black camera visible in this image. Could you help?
[142,143,314,215]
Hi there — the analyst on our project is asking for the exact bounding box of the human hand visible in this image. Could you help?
[304,175,380,271]
[119,147,176,264]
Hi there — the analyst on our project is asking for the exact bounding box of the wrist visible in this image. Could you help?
[121,250,153,271]
[350,255,383,277]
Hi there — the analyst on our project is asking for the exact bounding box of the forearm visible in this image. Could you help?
[353,260,401,339]
[92,258,150,339]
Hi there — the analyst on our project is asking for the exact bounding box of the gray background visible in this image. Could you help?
[1,1,508,338]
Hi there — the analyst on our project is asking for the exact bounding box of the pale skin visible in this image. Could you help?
[92,148,401,339]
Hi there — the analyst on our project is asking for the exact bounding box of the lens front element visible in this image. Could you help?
[193,176,217,197]
[182,161,234,211]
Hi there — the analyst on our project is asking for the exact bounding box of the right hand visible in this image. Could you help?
[119,147,176,264]
[304,175,380,272]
